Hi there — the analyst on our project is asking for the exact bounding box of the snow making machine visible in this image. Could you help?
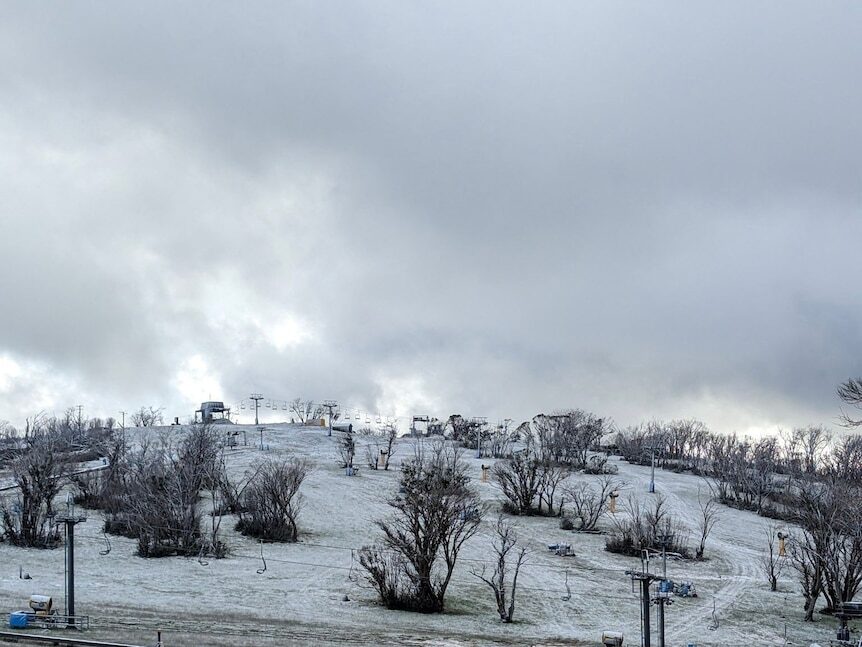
[601,630,624,646]
[8,594,90,630]
[28,594,54,617]
[8,595,54,629]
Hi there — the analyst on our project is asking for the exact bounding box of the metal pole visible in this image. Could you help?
[323,401,337,437]
[250,394,263,426]
[641,578,651,647]
[67,521,75,620]
[662,541,667,578]
[649,448,656,493]
[658,598,665,647]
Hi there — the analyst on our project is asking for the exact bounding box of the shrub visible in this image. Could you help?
[358,442,481,613]
[236,457,309,542]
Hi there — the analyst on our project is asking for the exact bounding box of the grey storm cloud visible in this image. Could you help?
[0,1,860,432]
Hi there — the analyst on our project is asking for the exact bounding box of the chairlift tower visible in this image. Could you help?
[626,565,659,647]
[322,400,338,437]
[472,417,487,459]
[656,534,674,647]
[53,495,87,624]
[645,442,662,494]
[249,393,264,426]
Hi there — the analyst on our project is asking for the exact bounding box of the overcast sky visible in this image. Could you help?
[1,2,860,433]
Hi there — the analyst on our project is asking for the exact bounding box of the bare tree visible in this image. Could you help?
[0,420,16,439]
[838,378,862,427]
[486,420,519,458]
[130,406,164,427]
[0,433,65,547]
[538,462,569,516]
[358,442,481,613]
[470,515,528,622]
[606,494,690,557]
[71,428,126,510]
[763,525,787,592]
[362,423,398,470]
[828,435,862,482]
[236,457,309,542]
[290,398,325,424]
[336,431,356,469]
[562,475,619,532]
[529,410,606,467]
[124,424,222,557]
[695,491,721,560]
[788,527,824,621]
[215,461,262,516]
[494,451,543,515]
[787,476,862,619]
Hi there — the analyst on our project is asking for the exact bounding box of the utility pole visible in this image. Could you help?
[250,393,264,426]
[322,400,338,437]
[54,495,86,626]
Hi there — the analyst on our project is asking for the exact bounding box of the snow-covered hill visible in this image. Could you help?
[0,424,840,646]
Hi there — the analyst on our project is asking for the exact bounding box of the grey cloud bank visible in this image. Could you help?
[0,2,859,433]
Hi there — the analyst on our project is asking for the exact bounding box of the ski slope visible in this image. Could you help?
[0,424,843,646]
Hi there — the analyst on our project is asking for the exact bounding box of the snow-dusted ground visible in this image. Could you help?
[0,424,847,646]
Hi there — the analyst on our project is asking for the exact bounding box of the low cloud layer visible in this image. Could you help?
[1,2,860,433]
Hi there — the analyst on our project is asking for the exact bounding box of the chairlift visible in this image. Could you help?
[265,400,271,408]
[256,540,267,574]
[376,415,382,424]
[354,411,360,421]
[282,401,287,411]
[347,549,356,583]
[241,402,246,410]
[708,598,719,630]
